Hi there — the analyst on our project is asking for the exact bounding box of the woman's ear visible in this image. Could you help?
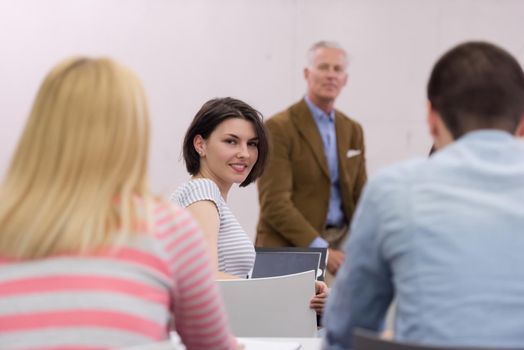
[193,135,206,156]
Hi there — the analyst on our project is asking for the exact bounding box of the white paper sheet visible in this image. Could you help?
[237,338,301,350]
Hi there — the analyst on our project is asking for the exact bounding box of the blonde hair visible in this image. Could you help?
[0,57,152,259]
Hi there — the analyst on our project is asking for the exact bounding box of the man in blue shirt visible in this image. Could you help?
[323,41,524,349]
[256,41,367,280]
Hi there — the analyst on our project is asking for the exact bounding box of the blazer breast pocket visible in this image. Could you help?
[342,150,363,185]
[345,149,361,159]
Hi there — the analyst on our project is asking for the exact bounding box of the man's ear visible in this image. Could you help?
[427,101,439,139]
[303,67,310,80]
[341,71,348,88]
[515,117,524,137]
[427,102,454,150]
[193,135,206,156]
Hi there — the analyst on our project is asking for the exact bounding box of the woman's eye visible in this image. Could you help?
[248,142,259,147]
[225,139,236,145]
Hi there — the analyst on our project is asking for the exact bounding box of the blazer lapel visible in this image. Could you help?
[335,112,351,176]
[290,100,330,179]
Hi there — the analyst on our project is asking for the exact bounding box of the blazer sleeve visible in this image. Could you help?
[352,123,367,206]
[257,118,320,247]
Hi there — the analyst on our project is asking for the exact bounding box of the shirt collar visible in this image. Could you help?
[459,129,514,142]
[304,95,335,122]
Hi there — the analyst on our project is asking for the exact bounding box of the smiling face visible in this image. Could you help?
[194,117,259,198]
[304,47,348,111]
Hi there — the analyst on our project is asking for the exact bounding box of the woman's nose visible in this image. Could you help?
[237,144,250,158]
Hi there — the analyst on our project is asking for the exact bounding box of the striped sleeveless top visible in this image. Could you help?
[171,179,255,278]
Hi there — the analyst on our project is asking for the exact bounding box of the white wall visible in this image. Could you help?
[1,0,523,241]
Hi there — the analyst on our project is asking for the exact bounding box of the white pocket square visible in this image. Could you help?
[346,149,361,158]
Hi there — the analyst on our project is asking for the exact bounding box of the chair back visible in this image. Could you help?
[353,329,524,350]
[217,270,317,337]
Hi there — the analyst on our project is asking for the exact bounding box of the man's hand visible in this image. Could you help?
[327,248,345,275]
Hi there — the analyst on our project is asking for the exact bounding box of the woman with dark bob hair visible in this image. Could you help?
[171,97,327,313]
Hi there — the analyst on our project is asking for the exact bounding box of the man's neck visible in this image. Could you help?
[306,94,335,114]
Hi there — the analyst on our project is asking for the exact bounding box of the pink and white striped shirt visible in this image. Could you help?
[0,201,236,350]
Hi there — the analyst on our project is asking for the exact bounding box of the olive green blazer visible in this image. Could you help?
[256,99,367,248]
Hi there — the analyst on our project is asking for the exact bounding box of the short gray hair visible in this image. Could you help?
[306,41,348,67]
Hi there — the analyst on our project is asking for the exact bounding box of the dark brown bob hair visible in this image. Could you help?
[182,97,269,187]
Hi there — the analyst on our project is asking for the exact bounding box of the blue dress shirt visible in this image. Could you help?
[323,131,524,349]
[304,96,344,249]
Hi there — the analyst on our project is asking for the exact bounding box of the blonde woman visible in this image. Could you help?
[0,58,236,350]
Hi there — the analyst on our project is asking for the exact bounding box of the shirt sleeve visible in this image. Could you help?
[157,203,236,350]
[310,236,329,248]
[322,176,395,350]
[171,179,223,218]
